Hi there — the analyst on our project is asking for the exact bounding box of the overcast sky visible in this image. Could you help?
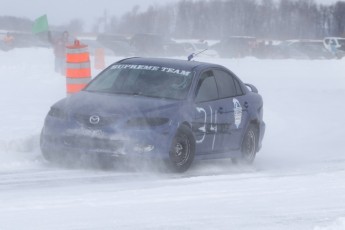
[0,0,341,31]
[0,0,179,30]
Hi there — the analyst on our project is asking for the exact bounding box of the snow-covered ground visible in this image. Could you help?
[0,48,344,230]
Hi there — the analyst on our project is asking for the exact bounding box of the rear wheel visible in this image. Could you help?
[167,125,195,173]
[233,125,257,164]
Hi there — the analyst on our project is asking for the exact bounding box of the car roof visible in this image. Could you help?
[117,57,214,70]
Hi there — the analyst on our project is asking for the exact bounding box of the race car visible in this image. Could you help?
[40,57,265,172]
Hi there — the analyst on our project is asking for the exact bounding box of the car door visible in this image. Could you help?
[192,70,223,154]
[213,69,249,152]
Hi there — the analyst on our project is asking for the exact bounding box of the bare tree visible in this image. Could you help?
[110,0,345,40]
[67,19,84,34]
[333,1,345,36]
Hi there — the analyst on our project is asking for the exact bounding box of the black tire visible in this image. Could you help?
[167,125,195,173]
[233,125,258,164]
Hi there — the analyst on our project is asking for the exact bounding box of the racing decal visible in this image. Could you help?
[195,107,207,143]
[233,98,242,129]
[195,106,217,150]
[209,105,217,150]
[111,64,191,76]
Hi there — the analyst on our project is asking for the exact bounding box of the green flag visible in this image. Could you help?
[32,15,49,34]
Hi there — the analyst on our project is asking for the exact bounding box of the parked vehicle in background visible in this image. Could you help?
[97,34,134,57]
[323,37,345,59]
[164,42,187,56]
[213,36,257,58]
[130,33,166,56]
[79,39,115,56]
[181,41,219,58]
[0,30,50,51]
[252,40,277,59]
[165,40,219,57]
[273,40,334,59]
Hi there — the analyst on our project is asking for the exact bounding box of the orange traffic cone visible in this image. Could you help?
[65,40,91,95]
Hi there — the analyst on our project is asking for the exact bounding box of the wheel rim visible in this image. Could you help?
[243,129,256,161]
[171,134,190,167]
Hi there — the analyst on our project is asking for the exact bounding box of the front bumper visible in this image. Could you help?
[40,125,174,161]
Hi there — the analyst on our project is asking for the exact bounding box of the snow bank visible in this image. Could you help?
[1,48,345,229]
[314,218,345,230]
[0,48,119,171]
[0,48,345,173]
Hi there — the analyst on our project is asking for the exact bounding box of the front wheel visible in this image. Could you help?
[167,125,195,173]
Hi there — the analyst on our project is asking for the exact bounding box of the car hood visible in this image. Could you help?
[54,91,185,117]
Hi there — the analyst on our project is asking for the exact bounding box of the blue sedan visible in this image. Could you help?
[40,57,265,172]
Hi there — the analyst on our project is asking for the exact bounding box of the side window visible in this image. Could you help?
[213,69,238,98]
[233,78,244,96]
[195,71,218,103]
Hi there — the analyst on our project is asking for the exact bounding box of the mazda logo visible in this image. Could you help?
[89,115,100,125]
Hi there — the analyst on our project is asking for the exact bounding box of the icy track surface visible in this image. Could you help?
[0,48,345,230]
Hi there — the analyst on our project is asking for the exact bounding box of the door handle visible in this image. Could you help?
[218,107,224,114]
[244,102,249,108]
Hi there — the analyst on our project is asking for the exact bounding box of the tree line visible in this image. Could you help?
[110,0,345,40]
[0,16,33,32]
[1,0,345,40]
[0,16,84,35]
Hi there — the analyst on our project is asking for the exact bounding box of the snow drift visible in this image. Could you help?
[0,47,345,230]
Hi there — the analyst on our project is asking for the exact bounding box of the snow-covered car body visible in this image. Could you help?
[275,40,334,59]
[215,36,257,58]
[40,57,265,172]
[165,41,219,58]
[181,42,219,58]
[323,37,345,51]
[323,37,345,59]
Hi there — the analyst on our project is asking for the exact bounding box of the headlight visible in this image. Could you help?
[48,107,66,119]
[127,117,169,127]
[133,144,155,153]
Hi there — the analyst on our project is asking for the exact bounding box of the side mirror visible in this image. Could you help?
[245,83,258,93]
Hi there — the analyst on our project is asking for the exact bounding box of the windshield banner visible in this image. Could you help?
[111,64,191,77]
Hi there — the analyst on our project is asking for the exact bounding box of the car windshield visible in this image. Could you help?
[85,64,193,100]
